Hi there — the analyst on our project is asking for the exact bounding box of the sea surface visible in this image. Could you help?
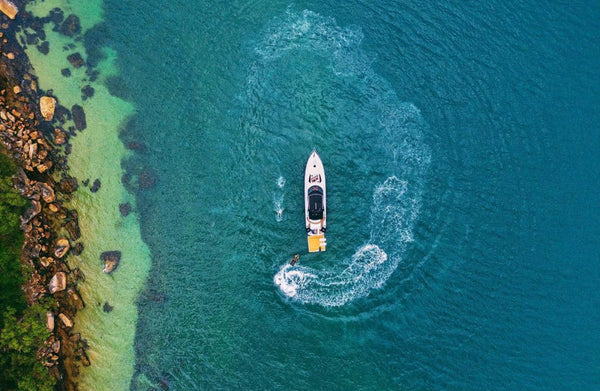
[22,0,599,390]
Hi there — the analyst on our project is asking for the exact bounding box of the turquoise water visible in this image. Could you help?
[41,0,600,389]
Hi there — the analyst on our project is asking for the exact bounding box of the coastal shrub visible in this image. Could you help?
[0,152,55,389]
[0,304,56,390]
[0,152,27,324]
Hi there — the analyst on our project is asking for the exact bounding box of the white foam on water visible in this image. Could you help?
[277,176,286,188]
[245,9,430,306]
[273,176,286,221]
[274,176,421,306]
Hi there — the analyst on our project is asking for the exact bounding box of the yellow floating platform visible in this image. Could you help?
[307,234,326,252]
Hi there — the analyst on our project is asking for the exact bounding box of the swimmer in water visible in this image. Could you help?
[289,254,299,266]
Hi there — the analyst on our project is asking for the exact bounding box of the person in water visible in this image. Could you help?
[289,254,300,266]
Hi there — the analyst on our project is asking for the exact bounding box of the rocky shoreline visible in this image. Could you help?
[0,2,89,390]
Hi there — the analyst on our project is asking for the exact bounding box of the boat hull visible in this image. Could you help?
[304,150,326,252]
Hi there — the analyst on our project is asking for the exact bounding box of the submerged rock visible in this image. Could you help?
[67,288,84,310]
[66,52,84,68]
[54,238,70,258]
[60,14,81,37]
[71,242,84,255]
[59,176,78,193]
[102,302,113,313]
[37,41,50,55]
[81,85,94,100]
[71,104,86,130]
[64,210,81,240]
[48,7,64,24]
[139,167,157,189]
[101,251,121,274]
[49,272,66,294]
[90,178,100,192]
[119,202,132,216]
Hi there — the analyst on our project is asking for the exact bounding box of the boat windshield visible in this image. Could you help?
[308,186,324,220]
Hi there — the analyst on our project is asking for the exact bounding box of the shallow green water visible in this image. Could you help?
[22,1,151,389]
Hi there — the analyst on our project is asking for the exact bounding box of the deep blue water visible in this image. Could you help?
[100,0,598,389]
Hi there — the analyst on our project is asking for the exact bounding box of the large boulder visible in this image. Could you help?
[49,272,66,294]
[71,104,86,130]
[59,176,78,193]
[0,0,18,19]
[58,313,73,328]
[54,238,70,259]
[40,96,56,121]
[39,182,55,203]
[101,251,121,274]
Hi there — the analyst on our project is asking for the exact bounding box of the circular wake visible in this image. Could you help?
[245,9,430,306]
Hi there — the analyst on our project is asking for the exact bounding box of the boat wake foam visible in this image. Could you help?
[273,176,286,222]
[274,176,421,306]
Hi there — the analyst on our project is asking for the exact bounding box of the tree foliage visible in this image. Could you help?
[0,151,56,389]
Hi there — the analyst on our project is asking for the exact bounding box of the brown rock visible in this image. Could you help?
[60,14,81,36]
[36,160,53,173]
[39,182,56,203]
[64,211,81,240]
[59,176,78,193]
[49,272,67,294]
[67,52,84,68]
[54,238,70,258]
[46,311,55,332]
[101,251,121,273]
[54,128,67,144]
[72,242,84,255]
[52,338,60,354]
[22,200,42,223]
[40,96,56,121]
[58,313,73,328]
[39,257,53,268]
[68,288,85,310]
[0,0,19,19]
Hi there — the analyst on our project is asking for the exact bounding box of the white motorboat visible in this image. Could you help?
[304,149,326,252]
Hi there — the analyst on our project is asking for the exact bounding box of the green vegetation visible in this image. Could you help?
[0,151,56,390]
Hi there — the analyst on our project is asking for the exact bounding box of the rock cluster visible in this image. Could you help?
[0,13,92,391]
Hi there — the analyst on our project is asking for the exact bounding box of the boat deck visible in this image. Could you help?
[307,234,327,252]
